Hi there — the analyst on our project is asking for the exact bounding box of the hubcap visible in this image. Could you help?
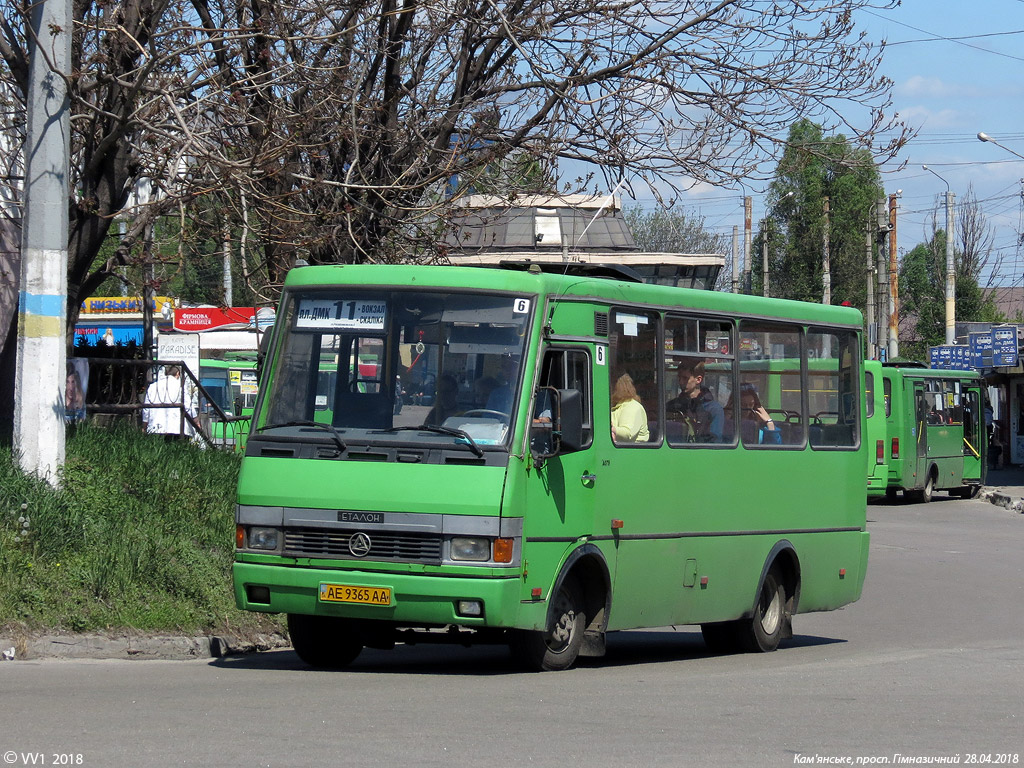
[547,589,578,651]
[761,586,782,635]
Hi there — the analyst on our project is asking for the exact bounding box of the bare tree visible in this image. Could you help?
[956,185,997,290]
[1,0,909,424]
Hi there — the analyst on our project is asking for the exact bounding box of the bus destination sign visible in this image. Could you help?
[296,298,387,331]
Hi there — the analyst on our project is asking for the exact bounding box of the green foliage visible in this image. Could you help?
[0,423,279,634]
[756,119,884,306]
[899,229,1000,360]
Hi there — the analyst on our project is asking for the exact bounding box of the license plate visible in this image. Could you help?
[319,583,392,606]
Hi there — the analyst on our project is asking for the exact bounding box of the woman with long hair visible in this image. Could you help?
[611,373,650,442]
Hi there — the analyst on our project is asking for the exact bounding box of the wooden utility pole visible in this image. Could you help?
[732,226,739,294]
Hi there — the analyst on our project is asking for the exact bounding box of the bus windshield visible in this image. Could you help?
[259,289,531,448]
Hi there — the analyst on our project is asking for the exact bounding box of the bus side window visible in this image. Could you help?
[806,330,858,448]
[738,321,802,447]
[610,309,659,445]
[537,348,593,449]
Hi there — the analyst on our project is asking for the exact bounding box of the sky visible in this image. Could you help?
[658,0,1024,290]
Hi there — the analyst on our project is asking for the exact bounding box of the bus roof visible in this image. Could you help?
[283,264,864,329]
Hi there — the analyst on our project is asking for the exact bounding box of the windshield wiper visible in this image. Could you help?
[256,420,347,452]
[378,425,484,458]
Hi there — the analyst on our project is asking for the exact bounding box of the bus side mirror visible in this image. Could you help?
[530,387,584,465]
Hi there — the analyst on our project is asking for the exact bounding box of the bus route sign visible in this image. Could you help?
[296,298,387,331]
[992,325,1018,367]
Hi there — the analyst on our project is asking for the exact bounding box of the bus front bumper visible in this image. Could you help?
[233,561,527,628]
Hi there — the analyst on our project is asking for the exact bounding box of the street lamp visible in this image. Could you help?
[922,165,956,346]
[978,132,1024,162]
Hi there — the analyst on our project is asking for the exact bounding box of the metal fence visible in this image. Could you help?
[79,357,251,449]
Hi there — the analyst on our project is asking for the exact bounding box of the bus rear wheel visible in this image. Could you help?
[511,577,586,671]
[741,570,787,652]
[287,613,364,669]
[702,570,788,654]
[909,470,935,503]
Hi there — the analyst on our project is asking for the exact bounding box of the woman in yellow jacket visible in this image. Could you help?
[611,373,650,443]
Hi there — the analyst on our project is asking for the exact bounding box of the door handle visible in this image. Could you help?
[580,473,596,486]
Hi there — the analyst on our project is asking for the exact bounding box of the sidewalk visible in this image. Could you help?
[980,465,1024,512]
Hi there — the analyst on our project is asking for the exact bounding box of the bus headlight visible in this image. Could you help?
[450,537,490,561]
[248,527,280,551]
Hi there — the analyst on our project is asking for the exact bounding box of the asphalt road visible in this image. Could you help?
[1,496,1022,768]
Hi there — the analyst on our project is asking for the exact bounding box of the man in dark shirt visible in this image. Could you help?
[666,359,724,443]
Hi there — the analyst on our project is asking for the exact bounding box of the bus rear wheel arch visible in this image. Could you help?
[702,552,799,654]
[908,465,937,503]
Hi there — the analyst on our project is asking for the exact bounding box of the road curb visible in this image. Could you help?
[0,631,289,661]
[979,487,1023,512]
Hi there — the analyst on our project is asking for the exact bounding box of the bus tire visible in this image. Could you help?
[738,569,787,652]
[287,613,363,669]
[511,577,586,671]
[907,468,936,503]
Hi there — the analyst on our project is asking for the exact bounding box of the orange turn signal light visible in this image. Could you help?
[493,538,514,563]
[235,525,245,549]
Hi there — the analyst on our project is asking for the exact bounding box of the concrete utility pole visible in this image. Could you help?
[943,187,955,345]
[15,0,72,485]
[888,193,900,360]
[822,196,831,305]
[924,165,955,345]
[743,197,752,294]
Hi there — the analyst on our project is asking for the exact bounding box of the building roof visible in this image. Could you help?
[442,194,725,290]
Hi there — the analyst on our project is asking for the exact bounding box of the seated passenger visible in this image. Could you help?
[666,358,724,443]
[425,374,461,425]
[611,373,650,443]
[485,355,518,413]
[728,385,782,445]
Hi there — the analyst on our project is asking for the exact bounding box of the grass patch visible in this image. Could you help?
[0,423,282,636]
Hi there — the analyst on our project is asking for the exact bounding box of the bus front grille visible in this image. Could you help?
[283,528,442,564]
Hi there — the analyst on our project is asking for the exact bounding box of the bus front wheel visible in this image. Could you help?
[287,613,364,669]
[511,577,586,671]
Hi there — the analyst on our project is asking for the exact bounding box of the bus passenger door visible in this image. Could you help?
[521,347,607,601]
[914,384,929,482]
[962,387,984,483]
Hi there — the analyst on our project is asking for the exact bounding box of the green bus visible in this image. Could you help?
[233,264,870,670]
[199,354,259,447]
[865,361,985,502]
